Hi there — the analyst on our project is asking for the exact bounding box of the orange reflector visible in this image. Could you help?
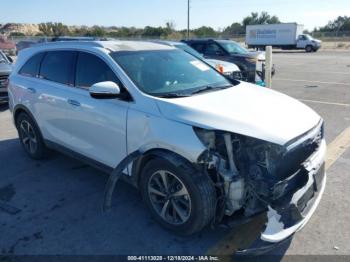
[216,64,224,74]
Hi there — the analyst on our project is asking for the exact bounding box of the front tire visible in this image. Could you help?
[140,157,216,235]
[305,45,313,52]
[16,112,46,159]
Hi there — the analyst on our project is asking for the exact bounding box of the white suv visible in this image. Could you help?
[8,41,326,244]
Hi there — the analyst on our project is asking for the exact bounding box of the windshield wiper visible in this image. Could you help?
[157,93,191,98]
[191,84,232,95]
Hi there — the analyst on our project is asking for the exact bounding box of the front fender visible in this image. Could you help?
[127,109,205,165]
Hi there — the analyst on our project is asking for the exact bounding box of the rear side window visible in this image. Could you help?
[40,51,76,85]
[205,43,223,55]
[75,52,120,88]
[190,43,206,54]
[19,52,45,77]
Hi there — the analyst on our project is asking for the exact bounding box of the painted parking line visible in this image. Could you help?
[206,126,350,256]
[279,71,350,75]
[326,126,350,170]
[298,99,350,107]
[274,78,350,86]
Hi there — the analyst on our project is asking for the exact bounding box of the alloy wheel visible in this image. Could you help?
[19,120,38,154]
[148,170,192,225]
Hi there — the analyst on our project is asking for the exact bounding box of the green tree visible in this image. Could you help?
[9,32,25,37]
[242,12,281,26]
[222,22,245,36]
[39,22,53,36]
[86,26,106,37]
[51,23,69,37]
[39,22,69,37]
[318,16,350,32]
[165,21,175,35]
[142,26,168,38]
[192,26,217,37]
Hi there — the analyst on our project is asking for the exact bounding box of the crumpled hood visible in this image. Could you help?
[156,82,321,145]
[0,63,12,75]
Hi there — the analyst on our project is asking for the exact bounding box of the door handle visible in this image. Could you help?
[67,99,81,107]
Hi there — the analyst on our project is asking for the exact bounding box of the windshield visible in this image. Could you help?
[217,40,249,55]
[174,44,203,60]
[111,49,232,98]
[304,34,313,40]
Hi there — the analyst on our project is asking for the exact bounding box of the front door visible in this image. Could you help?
[64,51,129,168]
[297,35,308,48]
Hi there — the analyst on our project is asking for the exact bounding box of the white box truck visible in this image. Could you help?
[246,23,322,52]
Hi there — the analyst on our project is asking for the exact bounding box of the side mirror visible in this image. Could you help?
[89,81,121,99]
[6,55,13,63]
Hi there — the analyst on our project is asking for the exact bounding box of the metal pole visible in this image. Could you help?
[187,0,190,40]
[265,46,273,88]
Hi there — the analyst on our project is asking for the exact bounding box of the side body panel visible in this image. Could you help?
[33,79,75,147]
[246,23,299,46]
[62,86,129,168]
[126,107,206,172]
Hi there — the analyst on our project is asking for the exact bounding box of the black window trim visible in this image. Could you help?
[38,50,77,86]
[18,48,134,102]
[19,51,46,78]
[73,50,133,102]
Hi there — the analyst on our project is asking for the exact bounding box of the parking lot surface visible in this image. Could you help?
[1,50,350,257]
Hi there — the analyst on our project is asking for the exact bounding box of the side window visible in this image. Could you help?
[19,52,45,77]
[205,43,223,55]
[190,43,206,54]
[75,52,120,89]
[40,51,76,85]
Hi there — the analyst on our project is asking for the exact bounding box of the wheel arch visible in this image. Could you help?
[13,104,45,141]
[13,104,34,124]
[132,148,200,188]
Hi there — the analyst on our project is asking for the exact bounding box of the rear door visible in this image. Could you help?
[10,52,45,117]
[64,51,129,168]
[35,50,77,147]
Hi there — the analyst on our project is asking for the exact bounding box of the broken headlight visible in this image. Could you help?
[194,127,286,216]
[194,127,284,173]
[193,127,216,150]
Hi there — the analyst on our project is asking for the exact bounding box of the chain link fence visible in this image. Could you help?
[5,31,350,43]
[2,30,350,55]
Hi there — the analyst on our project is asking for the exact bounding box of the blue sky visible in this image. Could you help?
[1,0,350,30]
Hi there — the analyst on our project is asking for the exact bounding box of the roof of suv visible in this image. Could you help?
[33,40,174,52]
[152,40,186,47]
[183,39,232,43]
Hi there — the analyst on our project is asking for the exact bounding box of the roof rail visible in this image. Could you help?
[33,41,105,49]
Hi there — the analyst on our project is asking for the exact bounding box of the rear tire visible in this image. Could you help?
[16,112,46,159]
[140,157,216,235]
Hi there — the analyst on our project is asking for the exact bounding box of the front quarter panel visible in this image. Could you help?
[127,108,205,165]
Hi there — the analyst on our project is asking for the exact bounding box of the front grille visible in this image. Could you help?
[276,122,323,180]
[271,122,324,212]
[224,71,243,81]
[0,75,9,87]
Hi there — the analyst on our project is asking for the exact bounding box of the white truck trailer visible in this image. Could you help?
[246,23,321,52]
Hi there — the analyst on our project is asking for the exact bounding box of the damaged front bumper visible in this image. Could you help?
[262,139,326,243]
[236,139,327,254]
